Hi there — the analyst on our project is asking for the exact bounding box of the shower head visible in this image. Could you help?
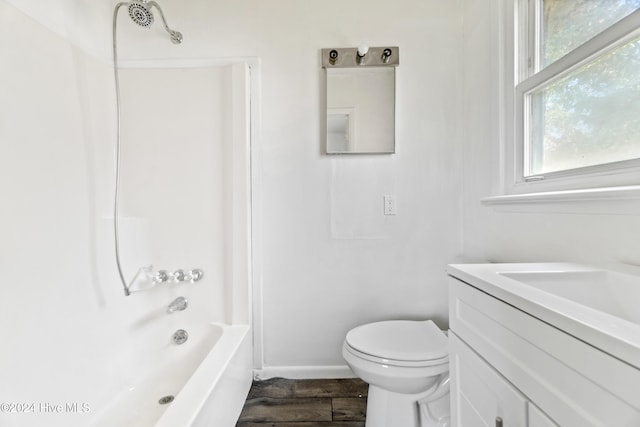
[128,1,154,27]
[122,0,183,44]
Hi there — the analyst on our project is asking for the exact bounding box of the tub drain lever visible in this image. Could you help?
[167,296,188,313]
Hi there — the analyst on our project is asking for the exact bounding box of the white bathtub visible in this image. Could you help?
[88,323,252,427]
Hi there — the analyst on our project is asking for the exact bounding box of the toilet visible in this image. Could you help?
[342,320,450,427]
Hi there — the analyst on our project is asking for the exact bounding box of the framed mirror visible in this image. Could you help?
[322,47,398,154]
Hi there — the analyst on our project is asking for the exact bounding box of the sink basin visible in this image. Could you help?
[499,270,640,324]
[447,263,640,369]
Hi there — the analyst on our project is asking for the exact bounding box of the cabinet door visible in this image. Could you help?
[450,332,527,427]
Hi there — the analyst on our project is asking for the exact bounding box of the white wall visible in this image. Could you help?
[460,0,640,277]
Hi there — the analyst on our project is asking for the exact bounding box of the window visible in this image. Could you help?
[515,1,640,189]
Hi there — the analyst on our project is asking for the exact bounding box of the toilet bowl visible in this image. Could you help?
[342,320,450,427]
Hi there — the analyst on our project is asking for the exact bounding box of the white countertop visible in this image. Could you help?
[447,262,640,369]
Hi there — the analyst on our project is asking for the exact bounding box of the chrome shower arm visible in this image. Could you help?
[147,1,183,43]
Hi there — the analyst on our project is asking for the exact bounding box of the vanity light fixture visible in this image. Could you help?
[322,46,399,68]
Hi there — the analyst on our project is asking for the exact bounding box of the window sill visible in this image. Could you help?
[481,186,640,213]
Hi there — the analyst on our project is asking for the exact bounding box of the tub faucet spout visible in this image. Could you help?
[167,296,188,313]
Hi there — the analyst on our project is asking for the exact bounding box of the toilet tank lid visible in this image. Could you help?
[345,320,448,362]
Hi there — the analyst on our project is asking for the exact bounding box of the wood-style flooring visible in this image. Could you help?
[236,378,368,427]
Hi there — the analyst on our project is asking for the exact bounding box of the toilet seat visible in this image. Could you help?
[344,342,448,368]
[345,320,448,367]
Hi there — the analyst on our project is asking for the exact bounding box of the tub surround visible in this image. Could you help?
[1,3,253,426]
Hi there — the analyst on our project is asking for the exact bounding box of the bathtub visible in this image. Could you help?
[88,323,252,427]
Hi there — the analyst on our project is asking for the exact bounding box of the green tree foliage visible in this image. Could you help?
[531,0,640,174]
[543,0,640,65]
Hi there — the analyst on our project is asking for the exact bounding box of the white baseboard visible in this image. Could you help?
[253,365,356,380]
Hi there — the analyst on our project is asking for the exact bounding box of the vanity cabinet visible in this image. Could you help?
[448,275,640,426]
[450,331,526,426]
[450,332,556,427]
